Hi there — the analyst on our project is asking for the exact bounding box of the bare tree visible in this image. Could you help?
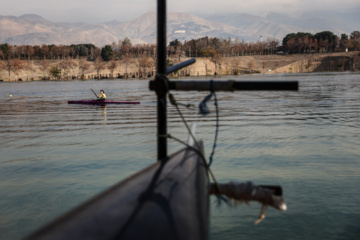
[0,59,5,68]
[107,60,118,78]
[286,38,297,53]
[248,60,255,73]
[94,57,106,79]
[39,60,50,79]
[0,49,4,60]
[266,38,279,54]
[78,58,90,79]
[204,62,208,76]
[41,44,49,59]
[25,45,35,60]
[313,39,319,52]
[352,53,358,70]
[0,59,6,79]
[308,38,314,53]
[298,37,305,53]
[211,53,222,75]
[60,45,71,59]
[350,31,360,44]
[9,59,24,81]
[348,31,360,50]
[138,56,152,78]
[3,59,12,80]
[231,59,241,75]
[120,37,132,57]
[24,61,34,80]
[122,56,135,77]
[59,57,77,79]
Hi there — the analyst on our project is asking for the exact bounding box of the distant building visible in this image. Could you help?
[174,30,186,34]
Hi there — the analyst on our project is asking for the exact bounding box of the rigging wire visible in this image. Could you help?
[167,80,221,194]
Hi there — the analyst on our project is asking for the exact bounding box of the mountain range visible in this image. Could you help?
[0,10,359,46]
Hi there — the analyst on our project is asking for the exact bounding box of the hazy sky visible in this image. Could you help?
[1,0,359,23]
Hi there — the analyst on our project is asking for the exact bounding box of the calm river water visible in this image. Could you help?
[0,72,359,240]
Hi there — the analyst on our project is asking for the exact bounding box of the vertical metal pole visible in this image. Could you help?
[157,0,167,161]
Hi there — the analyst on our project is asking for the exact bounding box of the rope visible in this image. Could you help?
[168,84,286,225]
[167,91,222,195]
[168,93,200,151]
[198,80,220,166]
[166,133,221,195]
[209,90,219,166]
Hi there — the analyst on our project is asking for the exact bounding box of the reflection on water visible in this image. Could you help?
[99,106,107,123]
[0,73,359,240]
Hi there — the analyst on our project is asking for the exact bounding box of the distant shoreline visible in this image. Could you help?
[1,51,359,82]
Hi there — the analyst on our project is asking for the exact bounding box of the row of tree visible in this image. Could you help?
[0,43,98,61]
[0,38,157,61]
[0,31,359,62]
[282,31,360,53]
[110,30,360,59]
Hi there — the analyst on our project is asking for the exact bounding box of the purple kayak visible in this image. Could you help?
[68,100,140,105]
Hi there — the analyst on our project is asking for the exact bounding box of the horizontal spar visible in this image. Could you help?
[166,58,196,74]
[167,80,298,91]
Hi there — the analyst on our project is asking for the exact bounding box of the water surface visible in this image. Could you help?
[0,73,359,239]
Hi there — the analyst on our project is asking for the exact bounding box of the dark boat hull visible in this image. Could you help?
[24,142,209,240]
[68,100,140,105]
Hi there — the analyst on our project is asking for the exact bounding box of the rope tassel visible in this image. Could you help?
[198,92,214,115]
[209,181,287,224]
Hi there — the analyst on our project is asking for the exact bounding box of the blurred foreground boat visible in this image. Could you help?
[25,142,209,240]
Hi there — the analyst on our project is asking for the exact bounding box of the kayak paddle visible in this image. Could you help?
[91,89,99,98]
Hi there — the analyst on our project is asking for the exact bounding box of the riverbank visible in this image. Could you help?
[1,51,359,81]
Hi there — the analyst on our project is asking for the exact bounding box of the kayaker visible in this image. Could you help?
[97,90,106,100]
